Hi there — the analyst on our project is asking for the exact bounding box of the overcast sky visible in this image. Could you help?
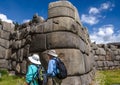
[0,0,120,44]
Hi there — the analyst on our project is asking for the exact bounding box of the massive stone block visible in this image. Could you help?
[61,76,82,85]
[30,34,46,52]
[48,1,75,19]
[0,46,11,59]
[0,59,8,68]
[46,32,80,49]
[2,22,14,32]
[0,38,12,48]
[0,30,11,40]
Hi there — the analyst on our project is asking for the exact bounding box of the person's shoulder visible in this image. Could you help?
[29,64,37,68]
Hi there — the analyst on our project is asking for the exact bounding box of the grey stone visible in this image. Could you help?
[84,54,93,73]
[12,40,21,49]
[0,30,11,40]
[11,52,17,60]
[48,1,75,19]
[20,60,27,74]
[30,34,46,52]
[81,73,92,85]
[0,59,8,68]
[0,46,11,59]
[61,76,82,85]
[2,22,14,32]
[32,24,44,33]
[0,38,12,48]
[43,19,53,33]
[46,32,79,49]
[97,61,104,67]
[11,61,16,70]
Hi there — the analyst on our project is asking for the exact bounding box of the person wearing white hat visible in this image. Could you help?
[46,50,62,85]
[26,54,41,85]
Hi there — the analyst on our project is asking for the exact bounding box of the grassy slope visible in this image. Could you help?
[95,70,120,85]
[0,69,120,85]
[0,70,25,85]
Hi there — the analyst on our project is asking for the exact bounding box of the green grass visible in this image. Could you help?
[0,70,25,85]
[0,69,120,85]
[95,69,120,85]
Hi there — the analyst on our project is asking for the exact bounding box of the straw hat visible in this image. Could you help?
[28,54,41,65]
[47,50,58,57]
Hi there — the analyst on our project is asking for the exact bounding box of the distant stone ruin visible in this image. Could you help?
[0,0,120,85]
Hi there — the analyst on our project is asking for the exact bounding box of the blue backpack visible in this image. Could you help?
[53,57,67,79]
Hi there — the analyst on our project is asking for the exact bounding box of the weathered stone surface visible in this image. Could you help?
[115,55,120,60]
[20,60,27,74]
[17,49,24,62]
[0,38,12,48]
[81,73,92,85]
[0,30,11,40]
[97,61,104,67]
[12,40,22,49]
[31,24,44,33]
[110,45,117,51]
[30,34,46,52]
[43,19,53,32]
[98,55,105,61]
[11,52,17,60]
[48,1,75,19]
[0,59,8,68]
[16,63,21,73]
[61,76,82,85]
[84,54,94,73]
[53,17,79,34]
[0,46,11,59]
[95,48,106,55]
[2,21,14,32]
[11,61,16,70]
[46,32,80,49]
[74,6,82,25]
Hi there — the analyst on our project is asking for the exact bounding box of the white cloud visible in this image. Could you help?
[100,2,110,10]
[0,13,13,23]
[89,7,100,14]
[81,1,115,25]
[100,2,115,10]
[81,14,99,25]
[22,19,30,23]
[90,25,120,44]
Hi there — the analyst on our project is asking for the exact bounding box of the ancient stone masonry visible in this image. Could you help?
[0,0,96,85]
[92,43,120,70]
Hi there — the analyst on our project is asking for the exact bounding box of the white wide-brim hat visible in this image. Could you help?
[28,54,41,65]
[47,50,58,57]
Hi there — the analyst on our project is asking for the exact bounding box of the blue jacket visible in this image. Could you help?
[47,57,59,77]
[26,64,38,85]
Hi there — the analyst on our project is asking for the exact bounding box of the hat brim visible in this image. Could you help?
[48,53,58,57]
[28,56,41,65]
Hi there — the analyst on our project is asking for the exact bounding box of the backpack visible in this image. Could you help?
[37,65,45,84]
[53,57,67,79]
[32,65,45,85]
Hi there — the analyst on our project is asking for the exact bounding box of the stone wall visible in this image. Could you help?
[0,0,96,85]
[92,43,120,70]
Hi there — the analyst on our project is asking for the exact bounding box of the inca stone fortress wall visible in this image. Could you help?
[0,1,119,85]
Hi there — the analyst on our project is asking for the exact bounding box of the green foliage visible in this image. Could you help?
[13,22,19,30]
[95,70,120,85]
[0,70,25,85]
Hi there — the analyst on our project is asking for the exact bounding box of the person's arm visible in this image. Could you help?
[26,65,33,84]
[47,60,56,77]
